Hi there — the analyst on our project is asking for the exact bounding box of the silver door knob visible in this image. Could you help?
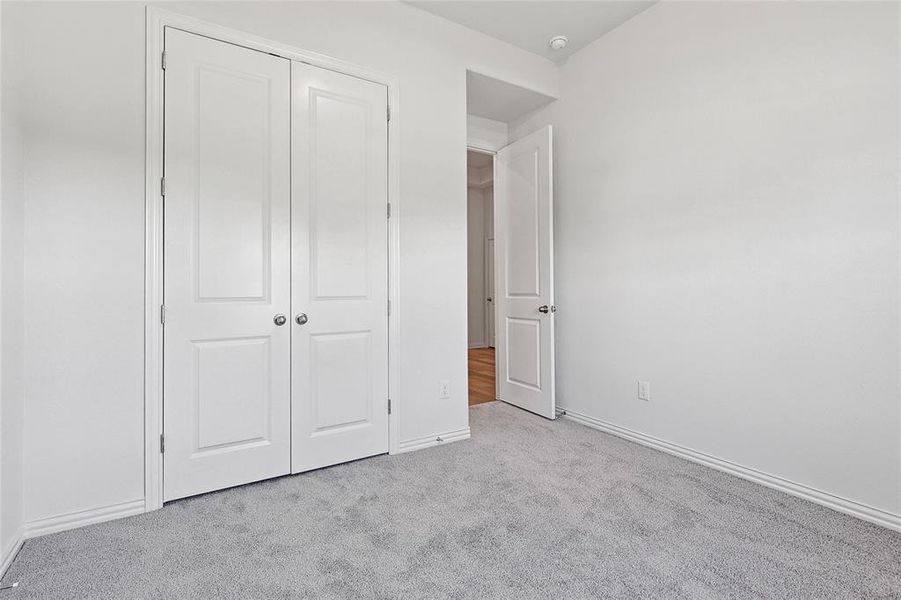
[295,313,309,326]
[538,305,556,314]
[273,314,287,326]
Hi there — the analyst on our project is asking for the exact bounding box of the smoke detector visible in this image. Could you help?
[549,36,568,51]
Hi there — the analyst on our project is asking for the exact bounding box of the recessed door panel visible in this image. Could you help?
[163,28,291,501]
[310,331,372,432]
[506,150,540,297]
[194,67,272,302]
[506,318,541,390]
[292,62,389,473]
[194,337,270,451]
[310,92,370,300]
[496,126,556,419]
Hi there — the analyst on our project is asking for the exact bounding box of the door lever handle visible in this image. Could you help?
[538,305,556,314]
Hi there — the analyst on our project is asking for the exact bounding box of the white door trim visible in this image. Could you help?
[144,7,402,512]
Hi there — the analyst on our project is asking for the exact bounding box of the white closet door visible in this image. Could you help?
[163,28,292,501]
[291,62,389,473]
[495,126,556,419]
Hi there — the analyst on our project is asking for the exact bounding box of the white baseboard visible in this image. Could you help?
[0,529,23,580]
[560,407,901,533]
[468,342,488,349]
[396,427,471,453]
[24,499,146,539]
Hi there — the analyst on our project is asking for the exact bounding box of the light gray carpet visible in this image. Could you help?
[4,402,901,599]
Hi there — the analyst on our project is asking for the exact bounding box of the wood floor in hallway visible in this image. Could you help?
[468,347,496,405]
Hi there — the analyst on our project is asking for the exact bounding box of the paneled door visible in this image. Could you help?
[163,28,292,501]
[495,126,556,419]
[290,63,390,472]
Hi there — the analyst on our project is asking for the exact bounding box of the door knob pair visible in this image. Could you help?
[273,313,308,326]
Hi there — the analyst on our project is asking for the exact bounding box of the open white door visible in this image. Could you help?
[290,62,390,472]
[163,29,292,501]
[495,126,555,419]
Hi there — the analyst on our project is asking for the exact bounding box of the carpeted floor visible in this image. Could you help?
[4,401,901,599]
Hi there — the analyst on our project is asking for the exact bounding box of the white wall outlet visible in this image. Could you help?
[637,380,650,401]
[439,379,451,399]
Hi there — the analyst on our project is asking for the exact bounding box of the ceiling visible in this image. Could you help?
[407,1,656,64]
[467,70,555,122]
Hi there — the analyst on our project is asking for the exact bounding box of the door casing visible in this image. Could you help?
[144,7,401,511]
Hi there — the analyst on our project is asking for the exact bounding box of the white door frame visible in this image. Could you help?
[144,7,401,512]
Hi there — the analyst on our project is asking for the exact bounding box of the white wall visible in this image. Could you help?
[19,1,147,526]
[512,1,901,515]
[0,0,25,570]
[15,1,557,525]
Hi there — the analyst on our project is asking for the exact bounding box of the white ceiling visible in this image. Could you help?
[407,1,656,64]
[467,70,555,122]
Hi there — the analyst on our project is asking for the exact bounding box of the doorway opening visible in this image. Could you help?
[467,148,496,406]
[465,69,558,419]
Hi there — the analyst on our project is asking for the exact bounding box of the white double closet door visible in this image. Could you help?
[162,28,389,502]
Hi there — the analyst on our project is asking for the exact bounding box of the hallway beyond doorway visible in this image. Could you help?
[468,347,495,405]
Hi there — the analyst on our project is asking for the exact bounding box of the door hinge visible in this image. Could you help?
[387,202,391,219]
[160,305,166,324]
[161,51,167,71]
[388,398,392,415]
[159,434,165,454]
[387,300,391,317]
[387,104,391,122]
[160,177,167,197]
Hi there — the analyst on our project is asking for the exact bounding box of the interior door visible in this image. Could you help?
[163,28,292,501]
[290,62,390,472]
[495,126,555,419]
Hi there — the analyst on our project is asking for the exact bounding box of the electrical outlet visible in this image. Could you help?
[439,379,450,399]
[637,380,650,401]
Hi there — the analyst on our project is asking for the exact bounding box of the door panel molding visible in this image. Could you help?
[145,7,400,511]
[309,330,373,433]
[191,336,272,453]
